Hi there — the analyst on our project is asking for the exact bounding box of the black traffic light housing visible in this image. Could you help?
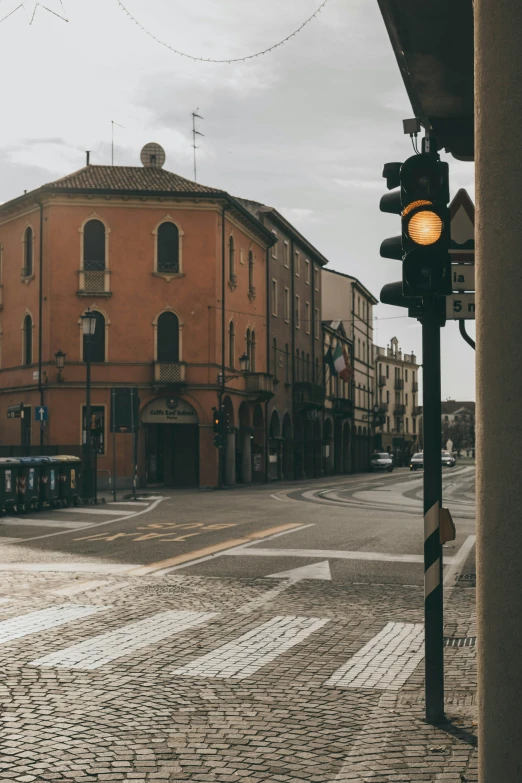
[212,406,225,449]
[380,150,452,301]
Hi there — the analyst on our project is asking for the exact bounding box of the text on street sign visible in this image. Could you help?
[451,264,475,292]
[446,294,476,320]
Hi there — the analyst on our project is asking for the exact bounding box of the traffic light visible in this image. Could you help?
[212,407,222,433]
[380,151,451,299]
[212,406,225,449]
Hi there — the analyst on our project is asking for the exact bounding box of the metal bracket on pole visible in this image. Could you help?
[459,319,476,350]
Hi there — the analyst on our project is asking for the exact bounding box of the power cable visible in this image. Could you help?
[115,0,330,63]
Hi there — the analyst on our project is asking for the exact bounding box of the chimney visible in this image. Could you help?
[86,151,91,166]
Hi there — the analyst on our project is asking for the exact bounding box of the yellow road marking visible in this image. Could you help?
[127,523,302,576]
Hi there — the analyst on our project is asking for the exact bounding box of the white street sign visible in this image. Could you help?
[447,294,476,320]
[452,264,475,292]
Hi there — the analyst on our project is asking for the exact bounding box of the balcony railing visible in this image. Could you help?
[412,381,419,392]
[333,397,354,416]
[78,267,111,297]
[378,403,389,413]
[413,406,423,416]
[294,381,325,409]
[244,372,274,399]
[394,378,404,390]
[378,375,386,386]
[154,362,186,385]
[394,404,406,415]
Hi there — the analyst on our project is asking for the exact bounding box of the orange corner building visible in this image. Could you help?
[0,148,274,489]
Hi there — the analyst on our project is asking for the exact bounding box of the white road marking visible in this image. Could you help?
[108,501,149,507]
[56,508,134,516]
[0,538,22,544]
[0,604,109,645]
[173,615,329,680]
[225,547,456,564]
[326,621,424,691]
[153,523,316,575]
[267,560,332,582]
[270,494,287,501]
[51,580,110,597]
[443,534,476,590]
[1,518,90,529]
[31,610,217,670]
[0,497,165,545]
[0,563,137,574]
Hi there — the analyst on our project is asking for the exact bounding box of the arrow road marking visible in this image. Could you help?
[267,560,332,582]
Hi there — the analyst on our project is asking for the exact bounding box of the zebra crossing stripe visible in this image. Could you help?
[30,610,217,670]
[173,615,329,680]
[325,621,424,690]
[0,604,108,645]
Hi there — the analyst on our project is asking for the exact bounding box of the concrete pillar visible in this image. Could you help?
[241,430,252,484]
[475,2,522,779]
[225,430,236,486]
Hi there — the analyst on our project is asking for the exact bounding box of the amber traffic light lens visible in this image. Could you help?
[407,210,443,245]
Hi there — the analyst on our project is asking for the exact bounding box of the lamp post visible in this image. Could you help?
[54,350,66,383]
[81,310,97,502]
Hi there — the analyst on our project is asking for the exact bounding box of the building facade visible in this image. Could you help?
[237,200,327,481]
[0,157,274,489]
[441,400,475,456]
[374,337,420,463]
[323,321,355,474]
[322,268,377,471]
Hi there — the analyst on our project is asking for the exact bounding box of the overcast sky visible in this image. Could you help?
[0,0,475,400]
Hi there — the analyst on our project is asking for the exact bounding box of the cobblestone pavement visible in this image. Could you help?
[0,568,477,782]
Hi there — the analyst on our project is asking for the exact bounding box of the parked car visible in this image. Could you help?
[410,452,424,471]
[370,452,394,472]
[441,450,456,467]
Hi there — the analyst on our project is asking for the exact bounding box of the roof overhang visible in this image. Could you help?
[377,0,474,161]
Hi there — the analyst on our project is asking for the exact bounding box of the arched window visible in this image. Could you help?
[248,251,254,293]
[84,220,106,270]
[251,330,256,372]
[23,227,33,277]
[23,315,32,365]
[273,338,277,380]
[246,328,251,368]
[229,236,235,283]
[157,222,179,274]
[157,311,179,363]
[229,321,235,369]
[84,311,106,363]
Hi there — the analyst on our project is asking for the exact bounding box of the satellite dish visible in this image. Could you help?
[140,143,166,169]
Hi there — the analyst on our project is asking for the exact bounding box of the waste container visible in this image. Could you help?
[0,458,21,513]
[17,457,44,512]
[39,457,61,509]
[56,456,82,507]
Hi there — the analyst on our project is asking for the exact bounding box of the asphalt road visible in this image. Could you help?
[0,465,478,782]
[0,465,476,586]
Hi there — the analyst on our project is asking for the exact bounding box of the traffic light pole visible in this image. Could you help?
[421,300,445,724]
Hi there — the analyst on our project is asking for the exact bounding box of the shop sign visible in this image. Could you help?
[142,398,198,425]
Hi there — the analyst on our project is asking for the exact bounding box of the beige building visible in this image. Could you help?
[322,269,377,471]
[374,337,420,464]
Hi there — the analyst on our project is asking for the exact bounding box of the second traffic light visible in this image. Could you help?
[380,151,451,298]
[212,406,225,449]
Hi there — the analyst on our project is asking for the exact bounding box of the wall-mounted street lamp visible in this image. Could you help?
[55,350,66,383]
[218,353,250,385]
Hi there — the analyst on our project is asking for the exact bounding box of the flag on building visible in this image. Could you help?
[326,342,353,381]
[341,347,354,381]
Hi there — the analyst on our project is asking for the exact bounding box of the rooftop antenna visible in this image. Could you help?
[192,110,204,182]
[111,120,125,166]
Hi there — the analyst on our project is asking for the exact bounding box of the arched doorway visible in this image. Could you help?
[252,404,265,483]
[362,426,368,471]
[294,414,304,479]
[313,419,322,476]
[334,419,343,473]
[268,410,281,481]
[142,397,199,487]
[357,426,364,472]
[223,396,235,486]
[238,403,251,484]
[304,416,314,477]
[343,422,351,473]
[324,418,334,474]
[282,413,293,480]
